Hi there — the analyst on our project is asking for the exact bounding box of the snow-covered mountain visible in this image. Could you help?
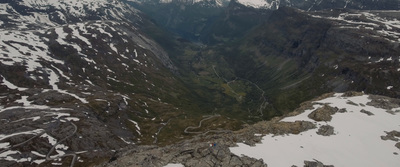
[237,0,280,9]
[1,0,400,166]
[131,0,399,10]
[0,0,186,166]
[237,0,399,10]
[128,0,231,7]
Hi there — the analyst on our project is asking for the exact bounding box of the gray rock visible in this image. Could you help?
[367,95,400,110]
[308,105,338,121]
[346,100,358,106]
[342,91,364,97]
[268,121,316,135]
[381,131,400,142]
[316,125,335,136]
[360,109,374,116]
[229,156,243,166]
[251,161,266,167]
[304,160,334,167]
[337,108,347,113]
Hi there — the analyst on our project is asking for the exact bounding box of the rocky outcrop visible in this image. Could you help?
[316,125,335,136]
[268,121,316,135]
[308,105,338,122]
[303,160,334,167]
[337,108,347,113]
[381,131,400,141]
[102,133,267,167]
[367,95,400,110]
[360,109,374,116]
[341,91,364,97]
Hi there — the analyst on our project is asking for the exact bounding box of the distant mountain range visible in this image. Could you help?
[130,0,400,10]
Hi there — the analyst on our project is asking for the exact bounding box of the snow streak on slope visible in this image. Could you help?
[310,10,400,43]
[237,0,279,9]
[0,30,63,71]
[230,93,400,166]
[0,0,139,31]
[20,0,137,19]
[133,0,229,7]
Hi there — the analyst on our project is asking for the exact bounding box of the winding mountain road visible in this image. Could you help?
[45,120,78,167]
[184,114,231,135]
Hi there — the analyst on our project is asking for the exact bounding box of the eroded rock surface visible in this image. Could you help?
[308,105,338,121]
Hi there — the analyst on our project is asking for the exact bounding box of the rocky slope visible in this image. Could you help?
[101,92,400,166]
[198,6,400,114]
[130,0,399,10]
[128,0,399,44]
[0,0,204,166]
[241,0,399,10]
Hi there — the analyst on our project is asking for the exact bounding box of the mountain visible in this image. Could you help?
[169,5,400,115]
[130,0,400,10]
[102,92,400,167]
[236,0,280,9]
[129,0,231,7]
[126,0,228,42]
[127,0,399,45]
[0,0,224,166]
[127,0,273,44]
[236,0,399,10]
[283,0,400,11]
[234,6,400,112]
[1,0,400,166]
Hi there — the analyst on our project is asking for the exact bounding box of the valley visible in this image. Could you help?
[0,0,399,166]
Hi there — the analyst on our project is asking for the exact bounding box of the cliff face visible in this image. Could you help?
[102,91,400,167]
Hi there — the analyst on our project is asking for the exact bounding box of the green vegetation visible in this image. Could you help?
[114,4,400,145]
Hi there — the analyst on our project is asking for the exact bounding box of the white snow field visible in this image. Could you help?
[230,93,400,167]
[164,163,185,167]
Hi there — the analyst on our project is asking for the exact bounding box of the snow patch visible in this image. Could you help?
[0,129,44,141]
[230,93,400,167]
[237,0,278,9]
[1,76,28,91]
[128,119,141,135]
[164,164,185,167]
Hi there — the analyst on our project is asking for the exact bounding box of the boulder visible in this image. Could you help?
[308,105,338,121]
[360,109,374,116]
[304,160,334,167]
[316,125,335,136]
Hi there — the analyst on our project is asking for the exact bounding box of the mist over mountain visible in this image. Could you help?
[1,0,399,166]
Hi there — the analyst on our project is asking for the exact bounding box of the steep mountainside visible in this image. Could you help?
[128,0,399,45]
[0,0,237,166]
[1,0,400,166]
[215,7,399,112]
[126,0,227,41]
[165,6,400,118]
